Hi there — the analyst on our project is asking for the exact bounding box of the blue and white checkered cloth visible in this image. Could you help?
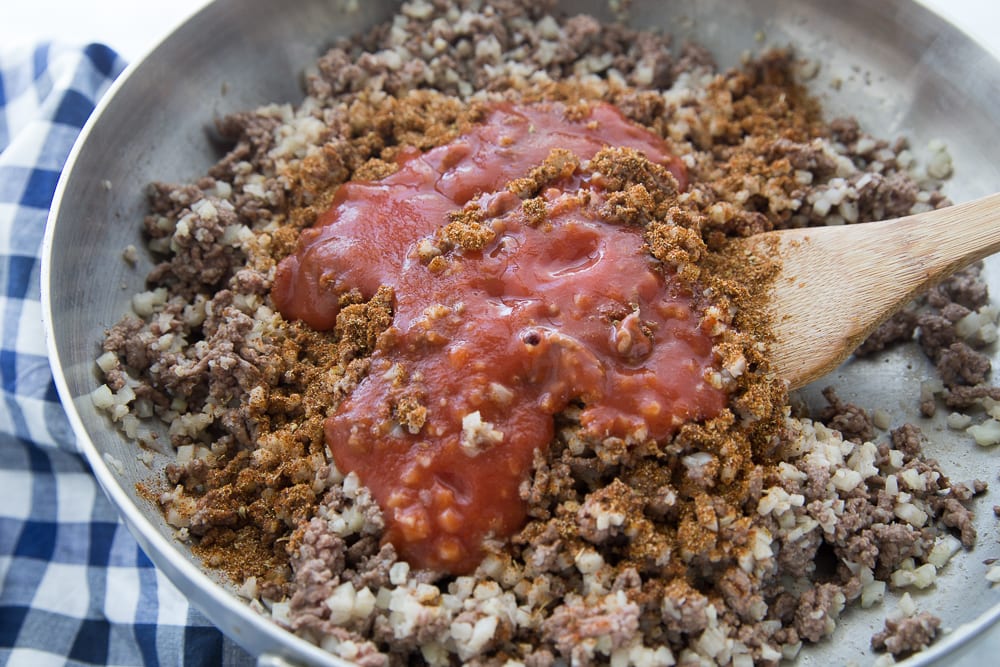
[0,43,254,666]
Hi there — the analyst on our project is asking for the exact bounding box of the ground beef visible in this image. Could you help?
[542,592,641,663]
[872,611,941,657]
[794,583,844,643]
[660,581,712,635]
[862,171,920,220]
[828,117,860,145]
[932,496,978,548]
[856,260,998,418]
[871,523,930,576]
[102,315,150,379]
[916,313,958,362]
[890,423,923,457]
[819,386,876,443]
[937,342,992,387]
[145,197,246,297]
[209,111,284,181]
[855,308,918,357]
[944,384,1000,410]
[776,525,822,578]
[349,543,399,591]
[766,137,837,178]
[934,264,989,310]
[717,567,764,622]
[165,457,209,490]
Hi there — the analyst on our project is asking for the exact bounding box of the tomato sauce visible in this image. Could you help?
[272,103,725,573]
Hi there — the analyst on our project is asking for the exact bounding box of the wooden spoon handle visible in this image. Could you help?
[750,192,1000,389]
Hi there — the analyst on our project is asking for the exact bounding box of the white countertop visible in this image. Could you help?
[2,0,999,665]
[1,0,999,63]
[0,0,211,61]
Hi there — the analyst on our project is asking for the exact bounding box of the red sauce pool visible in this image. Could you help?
[272,103,725,573]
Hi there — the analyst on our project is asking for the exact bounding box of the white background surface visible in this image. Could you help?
[2,0,1000,665]
[1,0,999,63]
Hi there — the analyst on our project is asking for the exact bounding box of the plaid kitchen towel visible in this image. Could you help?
[0,42,253,667]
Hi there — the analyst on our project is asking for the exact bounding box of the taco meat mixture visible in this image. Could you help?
[92,1,995,665]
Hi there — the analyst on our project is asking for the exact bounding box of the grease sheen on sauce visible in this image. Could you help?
[272,103,725,573]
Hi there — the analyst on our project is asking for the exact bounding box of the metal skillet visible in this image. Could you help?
[41,0,1000,664]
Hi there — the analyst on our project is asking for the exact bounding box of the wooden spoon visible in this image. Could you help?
[732,192,1000,390]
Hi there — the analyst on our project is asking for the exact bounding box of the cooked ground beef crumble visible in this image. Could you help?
[91,1,997,664]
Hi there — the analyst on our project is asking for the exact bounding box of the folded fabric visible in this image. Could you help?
[0,42,253,667]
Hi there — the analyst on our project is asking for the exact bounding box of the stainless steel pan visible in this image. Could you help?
[42,0,1000,664]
